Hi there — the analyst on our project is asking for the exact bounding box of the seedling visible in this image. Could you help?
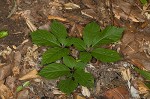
[0,31,8,39]
[31,20,70,65]
[16,81,30,92]
[39,56,93,94]
[71,22,124,63]
[31,20,124,94]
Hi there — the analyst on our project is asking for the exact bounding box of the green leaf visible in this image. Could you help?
[51,20,67,44]
[91,48,121,62]
[31,29,60,47]
[83,22,100,47]
[134,67,150,80]
[39,63,70,79]
[74,62,86,69]
[58,79,78,94]
[22,81,30,87]
[65,37,73,46]
[92,26,124,47]
[16,86,23,92]
[63,56,76,68]
[145,82,150,89]
[74,69,94,87]
[42,47,69,65]
[79,52,92,63]
[71,38,86,51]
[0,31,8,38]
[140,0,147,4]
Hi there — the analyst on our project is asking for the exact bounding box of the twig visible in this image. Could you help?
[7,0,17,18]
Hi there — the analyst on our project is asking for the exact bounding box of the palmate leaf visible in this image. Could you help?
[83,22,100,47]
[134,67,150,80]
[39,63,70,79]
[92,26,124,47]
[42,47,69,65]
[91,48,121,62]
[58,79,78,94]
[74,69,94,87]
[71,38,86,51]
[31,30,60,47]
[51,20,67,45]
[63,56,86,69]
[79,52,92,63]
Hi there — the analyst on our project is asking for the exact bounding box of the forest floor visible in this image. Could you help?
[0,0,150,99]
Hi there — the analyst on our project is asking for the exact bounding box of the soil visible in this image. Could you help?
[0,0,150,99]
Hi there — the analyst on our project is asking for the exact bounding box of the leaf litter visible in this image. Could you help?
[0,0,150,98]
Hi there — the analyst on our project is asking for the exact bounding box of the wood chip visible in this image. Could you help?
[19,69,40,80]
[48,15,67,21]
[81,9,98,19]
[64,3,80,9]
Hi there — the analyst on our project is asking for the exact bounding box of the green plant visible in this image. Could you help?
[0,31,8,39]
[31,20,124,94]
[140,0,147,5]
[71,22,124,63]
[31,20,70,65]
[134,67,150,80]
[39,56,93,94]
[16,81,30,92]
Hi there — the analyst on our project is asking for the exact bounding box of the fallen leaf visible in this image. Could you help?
[74,94,86,99]
[69,23,83,38]
[0,84,13,99]
[81,86,90,97]
[14,51,22,67]
[0,64,11,80]
[5,76,16,91]
[17,89,29,99]
[112,0,145,22]
[104,86,129,99]
[134,80,150,94]
[19,69,40,80]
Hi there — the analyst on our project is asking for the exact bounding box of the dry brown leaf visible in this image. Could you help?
[104,86,129,99]
[134,80,150,95]
[112,0,145,22]
[0,64,11,80]
[0,84,13,99]
[14,51,22,66]
[17,89,29,99]
[48,15,67,21]
[74,94,86,99]
[69,23,83,38]
[19,69,40,80]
